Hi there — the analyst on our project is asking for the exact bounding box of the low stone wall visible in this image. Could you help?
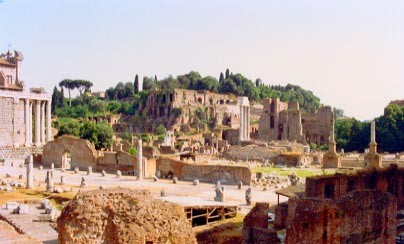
[96,151,136,173]
[0,147,43,161]
[156,158,252,185]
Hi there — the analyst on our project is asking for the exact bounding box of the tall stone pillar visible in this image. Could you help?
[323,108,340,168]
[26,155,34,189]
[239,105,244,142]
[239,97,250,142]
[29,101,33,145]
[137,139,143,180]
[40,101,45,145]
[369,120,377,154]
[34,100,41,146]
[366,120,382,169]
[46,99,52,142]
[24,99,30,146]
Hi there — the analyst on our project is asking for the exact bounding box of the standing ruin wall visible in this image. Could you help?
[156,157,251,185]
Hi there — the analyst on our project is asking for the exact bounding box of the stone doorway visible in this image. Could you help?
[62,150,71,170]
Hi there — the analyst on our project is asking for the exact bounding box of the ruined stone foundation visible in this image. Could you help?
[285,189,396,244]
[57,188,197,244]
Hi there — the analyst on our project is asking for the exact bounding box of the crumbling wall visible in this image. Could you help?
[285,198,341,244]
[42,135,97,169]
[285,190,396,244]
[305,164,404,209]
[242,202,280,244]
[57,188,197,244]
[337,190,396,244]
[156,158,252,185]
[96,151,136,172]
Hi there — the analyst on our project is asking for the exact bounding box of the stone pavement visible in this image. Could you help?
[0,203,58,244]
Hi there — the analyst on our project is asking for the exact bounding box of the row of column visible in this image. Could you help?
[239,97,250,141]
[24,99,51,147]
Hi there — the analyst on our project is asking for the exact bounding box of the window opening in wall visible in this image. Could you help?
[324,184,334,199]
[347,179,355,192]
[270,116,275,129]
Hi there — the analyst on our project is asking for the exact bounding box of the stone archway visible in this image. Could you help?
[62,150,71,170]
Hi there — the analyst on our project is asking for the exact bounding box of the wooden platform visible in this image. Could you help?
[156,196,238,227]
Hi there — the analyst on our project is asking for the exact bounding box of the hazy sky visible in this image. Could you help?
[1,0,403,120]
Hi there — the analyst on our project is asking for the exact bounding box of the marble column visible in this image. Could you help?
[40,101,45,145]
[46,100,52,142]
[239,105,244,141]
[24,99,30,146]
[34,100,41,146]
[370,120,376,143]
[137,139,143,180]
[29,101,33,145]
[26,155,34,189]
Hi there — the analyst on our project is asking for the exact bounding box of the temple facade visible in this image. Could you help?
[0,50,51,154]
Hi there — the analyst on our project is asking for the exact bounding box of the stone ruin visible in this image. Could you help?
[285,190,396,244]
[242,202,280,244]
[57,188,197,244]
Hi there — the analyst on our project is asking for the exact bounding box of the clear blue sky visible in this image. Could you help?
[1,0,403,120]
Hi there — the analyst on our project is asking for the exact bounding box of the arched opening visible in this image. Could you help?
[62,150,71,170]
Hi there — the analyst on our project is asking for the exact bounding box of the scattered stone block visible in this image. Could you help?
[238,181,243,190]
[18,174,23,179]
[17,204,29,214]
[193,179,199,185]
[54,187,63,193]
[245,187,252,205]
[6,202,18,210]
[1,179,7,185]
[6,173,11,178]
[160,189,167,197]
[80,177,86,188]
[116,170,122,178]
[74,167,79,174]
[153,176,159,182]
[39,166,43,170]
[87,166,92,176]
[60,175,66,185]
[17,183,23,188]
[172,177,178,184]
[99,185,104,190]
[41,199,51,209]
[51,163,55,169]
[10,181,16,187]
[101,170,107,177]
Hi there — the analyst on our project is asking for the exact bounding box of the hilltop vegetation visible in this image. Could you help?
[50,69,404,153]
[336,103,404,153]
[105,69,321,113]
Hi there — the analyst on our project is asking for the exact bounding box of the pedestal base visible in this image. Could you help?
[323,152,341,168]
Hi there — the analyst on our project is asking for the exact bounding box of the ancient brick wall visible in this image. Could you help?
[0,97,25,147]
[42,135,97,169]
[96,151,137,172]
[57,188,197,244]
[156,157,252,185]
[285,190,396,244]
[305,164,404,209]
[242,202,280,244]
[285,198,341,244]
[337,190,396,244]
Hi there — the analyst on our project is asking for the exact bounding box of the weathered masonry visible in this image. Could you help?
[0,50,52,149]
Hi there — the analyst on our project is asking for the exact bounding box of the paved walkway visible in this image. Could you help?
[0,204,58,244]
